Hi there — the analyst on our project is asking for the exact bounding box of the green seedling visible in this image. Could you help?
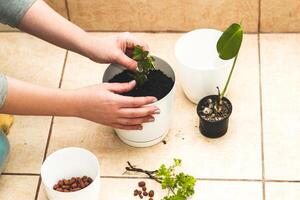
[216,22,244,110]
[126,159,196,200]
[132,45,155,86]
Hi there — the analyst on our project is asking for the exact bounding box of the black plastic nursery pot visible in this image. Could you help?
[196,95,232,138]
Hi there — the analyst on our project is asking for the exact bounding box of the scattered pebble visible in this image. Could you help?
[138,181,146,187]
[162,140,167,145]
[134,182,155,200]
[149,190,154,197]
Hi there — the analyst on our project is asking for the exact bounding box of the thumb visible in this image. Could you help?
[115,50,137,71]
[107,80,136,94]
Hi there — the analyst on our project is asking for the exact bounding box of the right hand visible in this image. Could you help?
[73,81,159,130]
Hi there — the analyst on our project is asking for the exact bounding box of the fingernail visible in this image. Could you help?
[154,109,160,114]
[138,126,143,130]
[152,98,157,103]
[148,118,155,122]
[130,80,136,84]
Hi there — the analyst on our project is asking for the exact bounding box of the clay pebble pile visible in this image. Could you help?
[53,176,93,192]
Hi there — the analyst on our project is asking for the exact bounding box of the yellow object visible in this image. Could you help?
[0,114,14,135]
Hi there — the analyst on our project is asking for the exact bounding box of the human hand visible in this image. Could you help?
[86,32,149,71]
[73,81,159,130]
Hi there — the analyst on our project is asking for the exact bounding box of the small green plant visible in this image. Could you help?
[215,22,244,110]
[132,45,156,86]
[126,159,196,200]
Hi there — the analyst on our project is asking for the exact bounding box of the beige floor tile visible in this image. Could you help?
[0,33,66,173]
[38,178,262,200]
[261,34,300,180]
[0,33,66,87]
[266,182,300,200]
[4,116,52,173]
[261,0,300,32]
[0,175,39,200]
[68,0,258,32]
[46,33,261,179]
[0,24,18,32]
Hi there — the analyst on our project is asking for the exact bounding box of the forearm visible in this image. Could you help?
[17,0,93,59]
[0,77,78,117]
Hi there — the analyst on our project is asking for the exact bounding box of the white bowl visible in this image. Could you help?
[103,56,176,148]
[175,28,233,104]
[41,147,100,200]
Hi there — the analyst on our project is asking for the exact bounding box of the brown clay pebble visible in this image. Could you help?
[72,187,81,192]
[149,190,154,197]
[69,178,76,185]
[53,176,93,192]
[134,189,139,196]
[63,179,69,185]
[138,190,142,195]
[58,180,64,187]
[138,181,146,187]
[149,198,153,200]
[139,194,143,199]
[142,186,147,191]
[53,184,59,190]
[143,191,148,196]
[84,181,90,187]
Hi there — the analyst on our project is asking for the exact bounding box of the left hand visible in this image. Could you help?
[86,32,149,71]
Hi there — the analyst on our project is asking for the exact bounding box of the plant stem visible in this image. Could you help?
[220,53,239,99]
[125,161,161,183]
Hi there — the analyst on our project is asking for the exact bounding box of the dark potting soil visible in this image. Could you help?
[108,70,174,100]
[198,97,231,122]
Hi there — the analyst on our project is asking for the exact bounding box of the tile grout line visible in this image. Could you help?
[258,34,266,200]
[258,0,261,33]
[34,51,69,200]
[256,1,266,198]
[2,173,40,176]
[64,0,71,21]
[0,30,300,34]
[3,172,300,183]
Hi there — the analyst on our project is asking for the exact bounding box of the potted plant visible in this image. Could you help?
[175,28,234,104]
[103,46,176,147]
[197,23,244,138]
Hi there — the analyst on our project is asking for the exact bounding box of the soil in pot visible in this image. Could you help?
[197,95,232,138]
[108,70,174,100]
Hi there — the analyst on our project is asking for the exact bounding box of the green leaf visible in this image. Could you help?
[131,45,156,86]
[217,23,243,60]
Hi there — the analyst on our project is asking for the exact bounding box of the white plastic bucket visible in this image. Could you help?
[103,56,175,147]
[41,147,100,200]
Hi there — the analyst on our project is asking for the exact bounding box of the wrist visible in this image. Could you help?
[56,89,81,117]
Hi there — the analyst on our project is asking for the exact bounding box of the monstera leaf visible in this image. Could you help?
[217,23,243,60]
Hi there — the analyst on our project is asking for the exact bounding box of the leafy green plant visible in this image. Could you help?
[125,159,196,200]
[132,45,155,86]
[216,22,243,106]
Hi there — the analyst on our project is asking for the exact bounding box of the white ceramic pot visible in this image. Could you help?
[175,29,233,104]
[103,56,175,148]
[41,147,100,200]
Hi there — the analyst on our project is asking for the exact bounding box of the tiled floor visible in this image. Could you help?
[0,32,299,200]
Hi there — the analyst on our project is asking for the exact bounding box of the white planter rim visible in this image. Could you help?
[103,55,176,102]
[175,28,233,71]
